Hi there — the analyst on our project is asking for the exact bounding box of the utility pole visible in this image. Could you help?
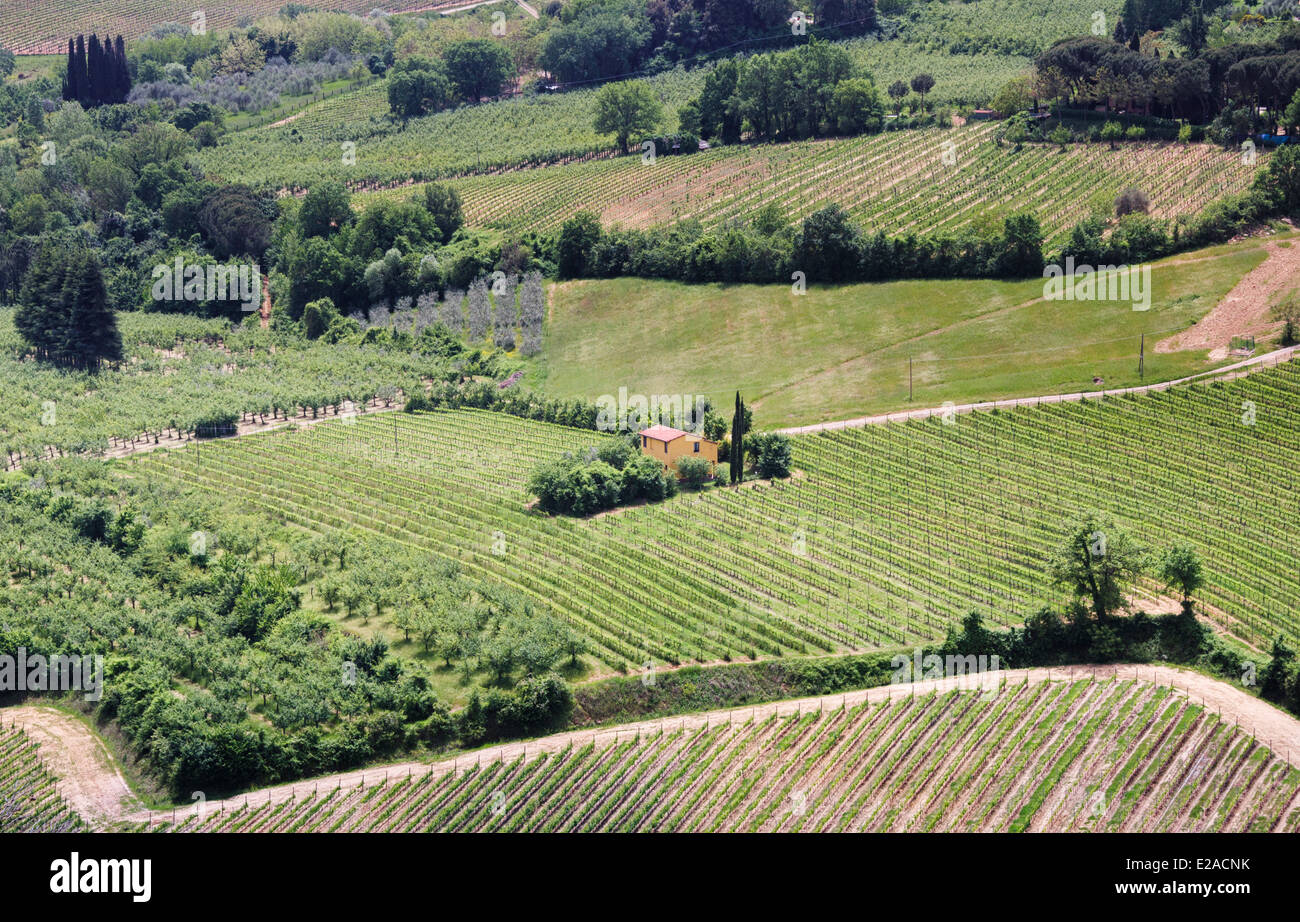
[1138,333,1145,379]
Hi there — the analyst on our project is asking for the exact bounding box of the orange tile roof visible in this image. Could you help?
[640,425,692,442]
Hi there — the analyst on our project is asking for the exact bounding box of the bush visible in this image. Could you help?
[1114,186,1150,217]
[747,432,793,479]
[675,455,713,487]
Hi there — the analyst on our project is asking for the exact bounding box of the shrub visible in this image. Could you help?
[675,455,713,487]
[1114,186,1150,217]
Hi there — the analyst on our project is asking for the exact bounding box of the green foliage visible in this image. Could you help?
[443,39,514,103]
[1158,543,1204,614]
[746,432,793,479]
[387,56,452,120]
[675,455,713,486]
[556,211,603,278]
[15,244,123,370]
[299,181,353,239]
[1048,513,1149,620]
[592,80,664,154]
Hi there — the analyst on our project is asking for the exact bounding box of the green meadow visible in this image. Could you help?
[536,237,1276,427]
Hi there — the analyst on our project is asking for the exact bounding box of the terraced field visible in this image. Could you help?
[0,724,84,833]
[151,678,1300,833]
[378,125,1260,244]
[127,361,1300,669]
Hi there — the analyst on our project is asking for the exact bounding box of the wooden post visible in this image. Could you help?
[1138,333,1145,379]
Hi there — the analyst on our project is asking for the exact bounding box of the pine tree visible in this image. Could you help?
[16,245,121,370]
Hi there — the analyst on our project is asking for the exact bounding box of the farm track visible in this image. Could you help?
[92,665,1300,831]
[1156,240,1300,358]
[1,705,136,827]
[775,345,1300,436]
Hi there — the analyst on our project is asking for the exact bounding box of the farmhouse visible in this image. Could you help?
[639,425,718,474]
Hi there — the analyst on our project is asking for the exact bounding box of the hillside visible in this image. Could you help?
[129,358,1300,670]
[538,237,1277,426]
[378,125,1260,240]
[148,672,1300,833]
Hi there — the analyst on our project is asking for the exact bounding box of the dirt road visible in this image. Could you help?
[776,346,1297,435]
[3,705,137,827]
[109,665,1300,827]
[1157,240,1300,358]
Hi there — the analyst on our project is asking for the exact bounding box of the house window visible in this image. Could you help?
[642,436,647,447]
[693,442,700,453]
[664,442,668,453]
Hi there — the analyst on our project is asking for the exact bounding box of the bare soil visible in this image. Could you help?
[3,704,138,826]
[1156,240,1300,358]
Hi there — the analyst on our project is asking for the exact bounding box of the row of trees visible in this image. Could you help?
[553,137,1300,288]
[63,34,132,108]
[554,205,1047,286]
[539,0,879,85]
[1034,30,1300,127]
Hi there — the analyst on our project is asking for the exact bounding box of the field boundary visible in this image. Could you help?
[776,346,1299,435]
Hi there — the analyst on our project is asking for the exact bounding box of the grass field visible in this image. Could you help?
[129,357,1300,672]
[152,678,1300,833]
[537,237,1275,427]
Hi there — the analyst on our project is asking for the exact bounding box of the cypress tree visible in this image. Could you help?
[730,392,746,485]
[113,35,130,102]
[88,34,104,104]
[74,36,89,104]
[63,38,78,102]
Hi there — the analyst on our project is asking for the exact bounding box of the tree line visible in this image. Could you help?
[682,40,885,145]
[550,143,1300,288]
[1034,26,1300,131]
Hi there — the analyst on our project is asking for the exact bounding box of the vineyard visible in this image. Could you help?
[129,360,1300,670]
[149,678,1300,833]
[0,0,456,54]
[201,68,707,192]
[893,0,1124,56]
[0,310,449,466]
[202,44,1028,193]
[0,724,84,833]
[399,124,1262,243]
